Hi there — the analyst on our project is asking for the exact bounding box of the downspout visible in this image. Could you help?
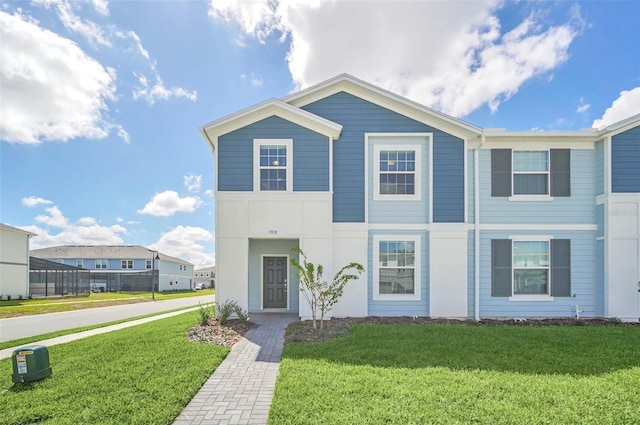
[474,135,484,321]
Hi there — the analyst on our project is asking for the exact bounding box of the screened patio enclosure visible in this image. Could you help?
[29,257,90,296]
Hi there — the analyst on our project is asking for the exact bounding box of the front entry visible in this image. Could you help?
[263,256,287,309]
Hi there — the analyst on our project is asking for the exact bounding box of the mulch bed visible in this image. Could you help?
[189,316,639,347]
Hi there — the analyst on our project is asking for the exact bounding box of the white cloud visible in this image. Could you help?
[33,0,111,47]
[91,0,109,16]
[592,87,640,129]
[137,191,204,217]
[576,97,590,113]
[211,1,584,117]
[0,10,122,144]
[184,174,202,193]
[22,196,53,207]
[132,71,198,105]
[116,216,124,223]
[204,189,214,197]
[20,202,127,249]
[150,225,215,269]
[241,72,264,88]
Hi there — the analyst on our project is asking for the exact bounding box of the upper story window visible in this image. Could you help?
[121,260,133,269]
[373,235,421,301]
[253,139,293,192]
[95,259,108,269]
[513,151,548,195]
[491,149,570,199]
[76,259,83,268]
[146,260,152,269]
[374,145,421,201]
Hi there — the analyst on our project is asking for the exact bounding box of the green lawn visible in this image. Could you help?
[0,289,214,317]
[270,324,640,425]
[0,311,227,425]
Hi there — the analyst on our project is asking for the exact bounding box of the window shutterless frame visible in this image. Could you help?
[253,139,293,192]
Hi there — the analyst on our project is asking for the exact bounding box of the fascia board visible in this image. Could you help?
[481,130,601,145]
[283,74,482,140]
[200,99,342,143]
[596,113,640,138]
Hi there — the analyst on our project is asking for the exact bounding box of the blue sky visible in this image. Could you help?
[1,0,638,268]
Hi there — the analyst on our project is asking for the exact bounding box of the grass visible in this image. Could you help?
[0,311,228,425]
[0,304,211,351]
[270,324,640,424]
[0,289,214,317]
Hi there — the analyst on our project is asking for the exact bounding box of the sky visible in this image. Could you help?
[1,0,639,269]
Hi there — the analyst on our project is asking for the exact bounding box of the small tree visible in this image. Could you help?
[290,248,364,330]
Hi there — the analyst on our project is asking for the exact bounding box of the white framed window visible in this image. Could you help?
[76,259,83,268]
[373,234,421,301]
[146,260,152,269]
[253,139,293,192]
[513,150,549,195]
[373,145,421,200]
[95,259,108,269]
[121,260,133,269]
[512,240,549,295]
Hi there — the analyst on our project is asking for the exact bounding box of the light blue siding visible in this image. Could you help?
[611,124,640,193]
[248,239,299,313]
[595,140,605,196]
[480,149,595,224]
[433,138,465,222]
[367,230,429,316]
[596,204,605,238]
[302,92,465,223]
[595,239,605,317]
[218,116,330,192]
[479,230,597,318]
[367,136,429,224]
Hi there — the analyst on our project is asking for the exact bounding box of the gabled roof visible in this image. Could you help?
[597,113,640,137]
[29,245,193,265]
[0,223,36,237]
[281,73,483,139]
[200,99,343,153]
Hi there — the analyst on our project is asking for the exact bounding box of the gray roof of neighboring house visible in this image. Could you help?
[194,265,216,273]
[29,245,193,266]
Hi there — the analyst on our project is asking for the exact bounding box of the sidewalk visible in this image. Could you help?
[0,306,206,360]
[173,313,298,425]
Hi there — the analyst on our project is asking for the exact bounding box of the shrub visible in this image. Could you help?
[235,305,250,323]
[6,295,11,301]
[217,300,238,325]
[18,294,23,300]
[196,303,214,325]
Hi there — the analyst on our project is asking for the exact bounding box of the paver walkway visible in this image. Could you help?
[174,313,298,425]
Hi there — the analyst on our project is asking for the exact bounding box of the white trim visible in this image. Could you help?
[259,254,290,311]
[605,135,612,195]
[474,143,481,321]
[463,140,468,223]
[253,139,293,192]
[372,234,421,301]
[508,195,554,202]
[509,295,555,302]
[429,135,434,223]
[508,235,553,241]
[481,224,596,231]
[328,136,334,193]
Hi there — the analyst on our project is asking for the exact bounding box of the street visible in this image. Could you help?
[0,294,215,342]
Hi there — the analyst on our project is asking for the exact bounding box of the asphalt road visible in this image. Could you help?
[0,294,215,342]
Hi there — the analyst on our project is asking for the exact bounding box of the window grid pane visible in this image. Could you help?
[378,240,416,294]
[259,144,287,191]
[379,150,416,195]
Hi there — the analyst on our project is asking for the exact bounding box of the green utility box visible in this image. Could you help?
[11,345,52,384]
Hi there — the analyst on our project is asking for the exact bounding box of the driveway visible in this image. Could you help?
[0,294,215,342]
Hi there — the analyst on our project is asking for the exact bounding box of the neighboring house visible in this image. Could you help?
[29,245,194,292]
[200,74,640,321]
[0,223,36,298]
[194,266,216,289]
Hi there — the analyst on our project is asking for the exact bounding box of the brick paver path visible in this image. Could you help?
[174,313,298,425]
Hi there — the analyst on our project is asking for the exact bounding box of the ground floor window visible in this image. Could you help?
[373,235,421,301]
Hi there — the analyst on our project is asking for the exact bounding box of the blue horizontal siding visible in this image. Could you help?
[479,230,597,318]
[217,116,330,192]
[595,140,605,196]
[433,138,465,222]
[367,230,429,316]
[480,149,596,224]
[302,92,465,223]
[467,150,475,224]
[611,124,640,193]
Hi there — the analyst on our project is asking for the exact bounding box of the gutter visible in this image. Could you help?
[474,135,484,321]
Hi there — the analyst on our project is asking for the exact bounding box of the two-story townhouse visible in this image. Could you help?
[30,245,194,292]
[201,74,640,321]
[0,223,36,298]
